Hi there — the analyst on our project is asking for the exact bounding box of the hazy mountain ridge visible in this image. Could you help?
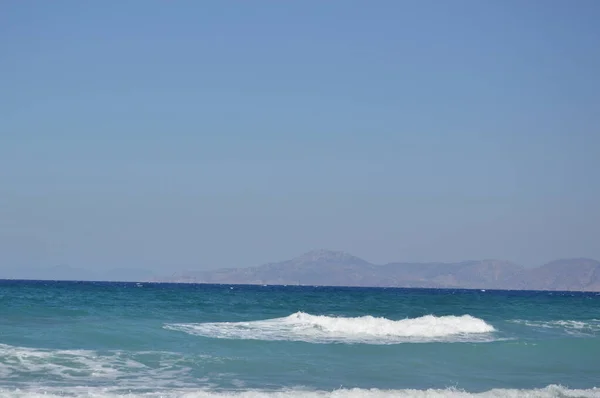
[156,250,600,292]
[3,250,600,291]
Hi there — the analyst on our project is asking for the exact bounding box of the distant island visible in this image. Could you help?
[150,249,600,292]
[2,249,599,292]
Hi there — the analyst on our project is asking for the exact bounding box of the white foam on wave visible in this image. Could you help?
[511,319,600,337]
[0,343,210,389]
[0,385,599,398]
[165,312,496,344]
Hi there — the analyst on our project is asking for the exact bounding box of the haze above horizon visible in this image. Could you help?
[2,1,599,273]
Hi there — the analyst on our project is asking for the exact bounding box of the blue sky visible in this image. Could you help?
[1,1,599,271]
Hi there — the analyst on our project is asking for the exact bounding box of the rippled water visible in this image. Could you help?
[1,280,599,397]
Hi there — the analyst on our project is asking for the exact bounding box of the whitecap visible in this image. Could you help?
[165,312,496,344]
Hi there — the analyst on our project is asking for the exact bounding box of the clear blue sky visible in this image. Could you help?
[1,1,599,271]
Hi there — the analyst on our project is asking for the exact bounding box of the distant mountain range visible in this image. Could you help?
[152,249,600,292]
[2,250,600,291]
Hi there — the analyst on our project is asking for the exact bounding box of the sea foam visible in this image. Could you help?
[165,312,496,344]
[0,385,599,398]
[0,343,205,389]
[511,319,600,337]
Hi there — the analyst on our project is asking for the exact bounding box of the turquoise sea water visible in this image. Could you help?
[1,280,599,397]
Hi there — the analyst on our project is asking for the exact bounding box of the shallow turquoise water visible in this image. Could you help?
[1,280,599,397]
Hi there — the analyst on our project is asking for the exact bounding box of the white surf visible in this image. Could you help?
[165,312,496,344]
[0,385,599,398]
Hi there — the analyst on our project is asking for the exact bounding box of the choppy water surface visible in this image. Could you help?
[1,281,599,397]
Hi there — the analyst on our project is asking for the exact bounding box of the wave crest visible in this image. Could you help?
[165,312,496,344]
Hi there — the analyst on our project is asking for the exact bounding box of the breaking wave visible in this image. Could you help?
[165,312,496,344]
[0,385,598,398]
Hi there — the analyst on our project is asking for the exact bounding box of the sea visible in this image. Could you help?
[1,280,599,398]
